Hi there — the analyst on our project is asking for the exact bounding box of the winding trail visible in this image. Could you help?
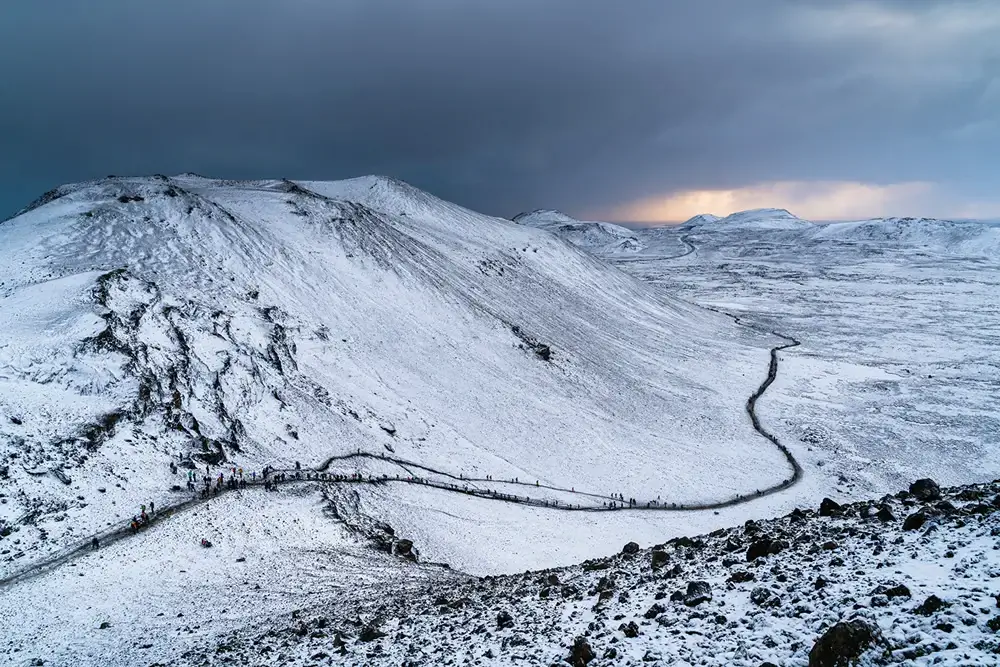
[0,232,804,588]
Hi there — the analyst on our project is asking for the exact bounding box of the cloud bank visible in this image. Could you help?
[1,0,997,220]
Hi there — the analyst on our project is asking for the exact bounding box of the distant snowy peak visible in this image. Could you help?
[679,213,722,227]
[705,208,813,231]
[512,209,645,254]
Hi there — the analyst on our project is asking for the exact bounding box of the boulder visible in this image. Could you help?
[909,479,941,502]
[747,538,773,562]
[875,505,895,522]
[808,619,889,667]
[884,584,911,599]
[684,581,712,607]
[914,595,949,616]
[650,551,669,569]
[643,603,666,619]
[394,539,417,561]
[358,624,386,642]
[567,636,595,666]
[819,498,843,517]
[622,541,640,555]
[728,570,755,584]
[619,621,640,638]
[902,512,926,531]
[496,611,515,630]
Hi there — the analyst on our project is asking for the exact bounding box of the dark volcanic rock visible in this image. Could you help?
[496,611,514,630]
[902,512,927,531]
[884,584,911,599]
[750,587,773,606]
[622,541,640,555]
[820,498,843,517]
[394,539,417,561]
[875,505,895,522]
[619,621,640,638]
[567,636,595,666]
[915,595,949,616]
[643,603,666,619]
[683,581,712,607]
[747,538,773,562]
[650,551,669,569]
[728,570,755,583]
[909,478,941,502]
[359,624,386,642]
[808,618,889,667]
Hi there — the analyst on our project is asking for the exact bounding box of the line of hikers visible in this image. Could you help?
[165,454,681,516]
[128,502,156,533]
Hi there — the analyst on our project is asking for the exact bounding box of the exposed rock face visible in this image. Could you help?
[808,619,889,667]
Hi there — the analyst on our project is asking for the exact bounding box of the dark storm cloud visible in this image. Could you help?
[1,0,998,220]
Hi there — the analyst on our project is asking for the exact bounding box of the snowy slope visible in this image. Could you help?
[192,478,1000,667]
[0,174,784,579]
[512,208,645,254]
[811,217,1000,255]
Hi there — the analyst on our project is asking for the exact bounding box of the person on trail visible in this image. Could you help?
[150,501,155,513]
[92,537,100,550]
[295,461,301,470]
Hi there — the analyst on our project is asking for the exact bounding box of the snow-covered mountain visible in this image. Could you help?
[1,174,786,578]
[679,208,814,232]
[513,209,645,254]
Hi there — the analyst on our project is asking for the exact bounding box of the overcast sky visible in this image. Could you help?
[2,0,998,222]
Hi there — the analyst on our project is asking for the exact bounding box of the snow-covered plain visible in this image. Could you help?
[2,181,997,666]
[597,211,1000,504]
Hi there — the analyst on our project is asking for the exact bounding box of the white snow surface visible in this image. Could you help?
[512,208,645,254]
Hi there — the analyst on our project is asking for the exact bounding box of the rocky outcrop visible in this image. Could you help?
[808,619,889,667]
